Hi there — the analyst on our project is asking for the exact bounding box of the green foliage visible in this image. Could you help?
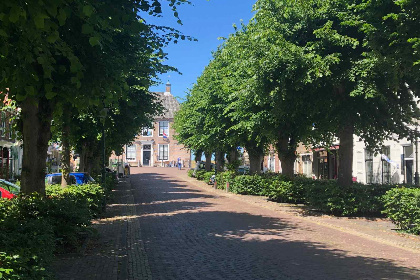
[0,196,55,280]
[194,170,207,181]
[382,188,420,234]
[230,175,268,195]
[215,171,237,190]
[265,176,307,203]
[187,169,194,177]
[304,181,395,216]
[47,183,105,218]
[0,178,113,278]
[202,172,215,185]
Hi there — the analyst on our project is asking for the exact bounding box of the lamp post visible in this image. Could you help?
[100,107,109,186]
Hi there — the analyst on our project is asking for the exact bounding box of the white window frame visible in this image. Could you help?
[141,127,153,137]
[302,153,312,178]
[158,121,169,137]
[158,144,169,161]
[126,144,137,162]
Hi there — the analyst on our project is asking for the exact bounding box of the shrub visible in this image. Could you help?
[382,187,420,234]
[304,181,395,216]
[187,169,194,177]
[215,171,236,190]
[230,175,267,195]
[0,195,56,280]
[194,170,207,181]
[203,172,215,184]
[47,183,105,217]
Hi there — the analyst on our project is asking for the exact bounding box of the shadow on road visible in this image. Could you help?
[55,171,419,280]
[127,172,420,280]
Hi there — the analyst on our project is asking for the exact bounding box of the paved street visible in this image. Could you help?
[54,167,420,280]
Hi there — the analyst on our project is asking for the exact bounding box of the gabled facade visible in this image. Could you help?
[116,82,191,168]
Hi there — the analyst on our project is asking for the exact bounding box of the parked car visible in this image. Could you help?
[45,172,95,185]
[0,179,20,199]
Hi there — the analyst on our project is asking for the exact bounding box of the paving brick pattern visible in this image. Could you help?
[53,168,420,280]
[132,168,420,280]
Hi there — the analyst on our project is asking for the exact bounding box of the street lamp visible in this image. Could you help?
[100,107,109,186]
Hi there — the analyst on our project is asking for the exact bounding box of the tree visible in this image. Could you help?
[254,0,420,186]
[0,0,189,193]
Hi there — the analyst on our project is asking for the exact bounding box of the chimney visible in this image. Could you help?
[165,81,171,94]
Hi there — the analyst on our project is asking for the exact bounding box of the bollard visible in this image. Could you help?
[214,179,217,189]
[226,181,229,192]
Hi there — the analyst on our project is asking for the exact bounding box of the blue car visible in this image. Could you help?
[45,172,95,185]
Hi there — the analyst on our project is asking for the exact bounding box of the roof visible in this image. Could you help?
[155,92,180,119]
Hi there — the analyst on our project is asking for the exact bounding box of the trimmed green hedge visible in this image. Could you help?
[0,179,117,279]
[187,169,194,177]
[382,188,420,234]
[189,170,419,234]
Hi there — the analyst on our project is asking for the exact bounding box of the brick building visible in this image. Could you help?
[115,82,191,168]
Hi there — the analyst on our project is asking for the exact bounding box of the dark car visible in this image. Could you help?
[45,172,95,185]
[0,179,20,199]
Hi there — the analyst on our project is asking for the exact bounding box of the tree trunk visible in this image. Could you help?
[204,151,212,171]
[21,97,53,194]
[79,143,88,172]
[246,144,264,175]
[215,151,224,173]
[248,152,263,174]
[228,148,238,164]
[194,149,203,163]
[85,143,96,175]
[61,110,71,187]
[335,84,354,188]
[337,123,354,187]
[276,135,297,179]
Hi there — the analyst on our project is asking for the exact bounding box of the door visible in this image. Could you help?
[406,160,413,184]
[143,151,151,166]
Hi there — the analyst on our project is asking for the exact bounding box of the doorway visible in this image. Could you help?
[142,144,152,166]
[143,151,151,166]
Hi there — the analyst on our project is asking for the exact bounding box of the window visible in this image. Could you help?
[365,149,373,184]
[159,121,169,137]
[126,144,136,161]
[381,146,391,184]
[302,155,312,178]
[141,127,153,137]
[158,144,169,160]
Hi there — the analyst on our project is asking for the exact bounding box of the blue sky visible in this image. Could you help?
[147,0,256,101]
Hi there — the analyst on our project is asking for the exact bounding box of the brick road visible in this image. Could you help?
[54,167,420,279]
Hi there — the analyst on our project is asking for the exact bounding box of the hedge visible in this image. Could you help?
[0,178,117,279]
[382,188,420,234]
[190,170,419,234]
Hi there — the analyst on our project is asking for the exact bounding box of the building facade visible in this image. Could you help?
[263,135,417,185]
[116,82,190,168]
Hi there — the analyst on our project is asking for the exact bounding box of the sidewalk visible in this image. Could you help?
[176,170,420,253]
[52,178,151,280]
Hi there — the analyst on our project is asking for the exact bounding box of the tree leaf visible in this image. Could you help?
[34,14,46,29]
[24,86,35,96]
[89,36,100,46]
[82,24,94,34]
[45,91,57,99]
[57,8,67,26]
[83,5,94,17]
[47,31,59,43]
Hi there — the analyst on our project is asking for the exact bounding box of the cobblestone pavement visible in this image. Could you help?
[54,167,420,280]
